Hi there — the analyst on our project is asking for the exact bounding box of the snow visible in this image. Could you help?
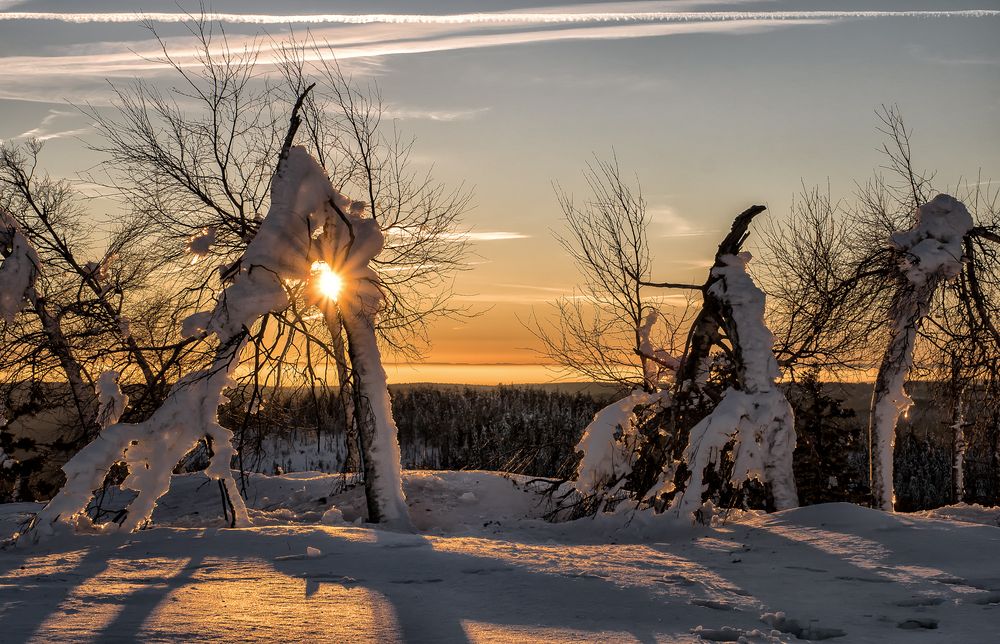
[871,195,974,510]
[186,226,216,259]
[94,370,128,428]
[671,253,798,516]
[574,389,666,497]
[890,194,973,286]
[1,471,998,642]
[0,210,40,323]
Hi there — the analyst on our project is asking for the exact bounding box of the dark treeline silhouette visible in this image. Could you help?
[4,381,998,511]
[221,382,997,511]
[391,386,610,477]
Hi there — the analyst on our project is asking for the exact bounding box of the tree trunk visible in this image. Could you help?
[869,276,940,511]
[951,392,966,504]
[30,291,99,441]
[340,307,411,528]
[323,307,360,472]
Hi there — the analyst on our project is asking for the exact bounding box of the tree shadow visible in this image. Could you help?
[0,524,708,643]
[647,504,1000,639]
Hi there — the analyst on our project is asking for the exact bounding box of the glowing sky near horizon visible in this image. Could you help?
[0,0,998,384]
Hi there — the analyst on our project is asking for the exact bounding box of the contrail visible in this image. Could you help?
[0,10,996,25]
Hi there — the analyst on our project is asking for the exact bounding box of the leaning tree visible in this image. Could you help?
[21,89,412,541]
[543,167,801,521]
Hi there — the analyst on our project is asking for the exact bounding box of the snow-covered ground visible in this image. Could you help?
[1,471,998,643]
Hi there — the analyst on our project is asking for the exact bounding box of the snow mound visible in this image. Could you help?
[914,503,1000,528]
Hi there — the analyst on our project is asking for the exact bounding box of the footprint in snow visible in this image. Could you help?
[689,598,741,611]
[785,565,828,573]
[760,612,847,640]
[461,566,514,575]
[893,596,945,607]
[835,575,892,584]
[967,591,1000,606]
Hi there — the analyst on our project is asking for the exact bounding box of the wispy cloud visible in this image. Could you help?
[442,231,532,242]
[0,19,822,83]
[0,10,995,25]
[14,109,91,141]
[383,106,490,122]
[0,8,995,104]
[907,44,1000,67]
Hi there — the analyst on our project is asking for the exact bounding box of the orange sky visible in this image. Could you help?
[2,4,998,385]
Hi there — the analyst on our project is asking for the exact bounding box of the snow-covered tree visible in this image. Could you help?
[572,389,669,510]
[0,210,39,322]
[0,140,194,498]
[667,252,798,518]
[21,103,411,539]
[556,201,799,521]
[869,194,973,510]
[86,21,470,475]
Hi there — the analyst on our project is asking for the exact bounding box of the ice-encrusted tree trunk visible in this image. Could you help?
[669,252,798,518]
[1,207,99,437]
[869,194,973,511]
[950,390,967,504]
[342,311,410,527]
[314,181,411,528]
[94,371,129,429]
[0,211,39,323]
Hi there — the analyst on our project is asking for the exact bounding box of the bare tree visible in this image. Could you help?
[756,105,1000,510]
[0,140,205,496]
[531,155,693,392]
[78,18,471,476]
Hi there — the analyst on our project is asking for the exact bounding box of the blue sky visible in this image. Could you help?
[1,1,998,381]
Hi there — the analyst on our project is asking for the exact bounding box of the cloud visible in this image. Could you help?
[383,106,490,122]
[14,109,91,141]
[0,18,823,84]
[0,8,995,104]
[0,10,995,25]
[441,231,532,242]
[646,205,722,238]
[907,44,1000,67]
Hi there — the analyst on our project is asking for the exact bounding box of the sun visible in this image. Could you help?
[312,261,343,301]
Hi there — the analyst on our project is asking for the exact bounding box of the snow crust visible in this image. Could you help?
[0,211,40,323]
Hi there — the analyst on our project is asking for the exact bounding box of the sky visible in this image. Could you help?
[1,0,998,384]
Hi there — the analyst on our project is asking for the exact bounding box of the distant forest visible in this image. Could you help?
[221,382,998,512]
[5,380,998,512]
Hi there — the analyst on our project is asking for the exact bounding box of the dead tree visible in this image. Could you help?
[531,155,693,392]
